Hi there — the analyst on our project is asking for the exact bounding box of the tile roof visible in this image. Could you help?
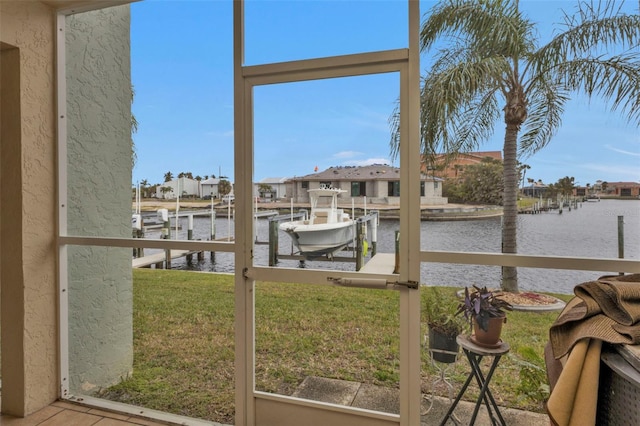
[294,164,407,180]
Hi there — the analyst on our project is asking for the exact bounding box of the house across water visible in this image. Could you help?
[285,164,447,206]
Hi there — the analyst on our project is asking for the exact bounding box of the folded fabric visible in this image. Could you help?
[575,278,640,325]
[547,338,602,426]
[549,274,640,359]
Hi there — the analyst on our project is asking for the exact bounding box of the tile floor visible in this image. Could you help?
[0,401,168,426]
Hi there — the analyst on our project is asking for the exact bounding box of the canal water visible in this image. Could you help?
[142,199,639,295]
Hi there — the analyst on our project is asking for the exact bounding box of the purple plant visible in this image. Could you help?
[456,285,513,332]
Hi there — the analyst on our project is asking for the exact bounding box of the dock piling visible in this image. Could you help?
[618,216,625,275]
[210,206,216,262]
[269,219,279,266]
[355,221,364,271]
[187,214,194,263]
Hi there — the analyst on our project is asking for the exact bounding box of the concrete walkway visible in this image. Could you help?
[292,376,548,425]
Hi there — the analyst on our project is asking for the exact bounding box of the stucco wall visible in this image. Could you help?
[65,5,133,394]
[0,0,58,416]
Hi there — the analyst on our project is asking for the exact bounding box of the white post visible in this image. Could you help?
[211,197,215,240]
[175,179,180,239]
[227,197,232,242]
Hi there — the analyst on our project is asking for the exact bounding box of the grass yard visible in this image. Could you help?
[99,269,571,424]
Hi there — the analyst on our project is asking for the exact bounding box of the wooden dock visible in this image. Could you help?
[357,253,397,274]
[132,249,202,269]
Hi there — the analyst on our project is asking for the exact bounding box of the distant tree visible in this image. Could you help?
[555,176,576,196]
[164,171,173,182]
[140,179,149,198]
[453,164,464,179]
[518,163,531,192]
[258,183,275,199]
[160,186,172,198]
[178,172,185,178]
[602,181,609,192]
[195,175,202,181]
[443,158,503,205]
[219,179,232,197]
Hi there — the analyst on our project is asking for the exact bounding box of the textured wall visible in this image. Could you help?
[65,5,133,394]
[0,0,58,416]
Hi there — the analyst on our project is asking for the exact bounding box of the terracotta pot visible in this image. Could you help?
[428,328,459,363]
[472,316,505,347]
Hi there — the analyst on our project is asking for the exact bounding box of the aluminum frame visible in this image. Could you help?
[54,1,640,425]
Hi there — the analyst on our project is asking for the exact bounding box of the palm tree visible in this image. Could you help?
[164,171,173,183]
[518,163,530,193]
[556,176,576,196]
[390,0,640,292]
[140,179,149,198]
[219,179,232,197]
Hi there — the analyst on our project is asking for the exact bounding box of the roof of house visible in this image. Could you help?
[258,177,290,184]
[201,178,221,184]
[525,182,548,188]
[292,164,441,181]
[435,151,503,161]
[605,181,640,186]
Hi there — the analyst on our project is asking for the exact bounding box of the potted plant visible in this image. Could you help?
[424,287,465,363]
[456,285,513,347]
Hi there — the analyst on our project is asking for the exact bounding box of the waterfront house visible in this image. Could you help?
[201,177,223,199]
[285,164,448,206]
[522,181,549,198]
[254,177,289,200]
[598,181,640,198]
[155,176,201,199]
[573,181,640,198]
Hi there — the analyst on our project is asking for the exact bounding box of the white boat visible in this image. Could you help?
[279,187,355,259]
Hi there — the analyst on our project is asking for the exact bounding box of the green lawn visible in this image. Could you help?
[99,269,570,424]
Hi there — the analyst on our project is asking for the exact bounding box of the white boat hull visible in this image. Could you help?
[280,220,355,258]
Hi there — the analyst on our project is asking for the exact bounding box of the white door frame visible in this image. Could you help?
[233,2,422,425]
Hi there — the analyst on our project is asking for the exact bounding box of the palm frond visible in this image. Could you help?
[453,91,501,153]
[421,0,534,59]
[535,5,640,73]
[518,79,569,156]
[557,54,640,125]
[388,99,401,161]
[418,57,508,156]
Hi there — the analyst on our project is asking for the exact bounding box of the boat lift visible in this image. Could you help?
[266,210,380,270]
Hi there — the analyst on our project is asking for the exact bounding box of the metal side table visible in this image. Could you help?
[422,347,460,418]
[439,335,510,426]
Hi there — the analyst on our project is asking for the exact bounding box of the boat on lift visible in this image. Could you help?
[279,187,355,259]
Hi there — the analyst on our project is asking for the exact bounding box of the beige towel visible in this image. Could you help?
[549,274,640,359]
[547,338,602,426]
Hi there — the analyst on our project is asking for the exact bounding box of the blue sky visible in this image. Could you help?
[131,0,639,187]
